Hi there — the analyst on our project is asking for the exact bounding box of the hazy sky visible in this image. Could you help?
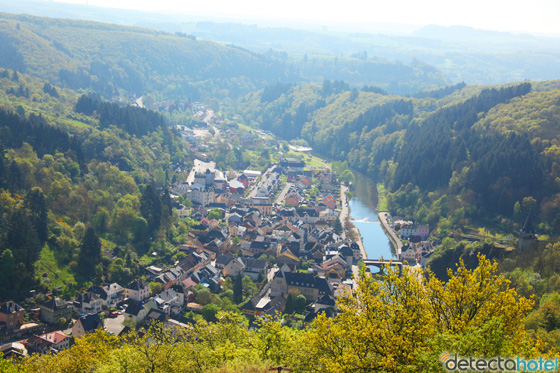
[57,0,560,35]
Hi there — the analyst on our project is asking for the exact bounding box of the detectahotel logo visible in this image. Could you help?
[439,352,558,371]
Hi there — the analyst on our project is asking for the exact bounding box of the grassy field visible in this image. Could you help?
[376,183,389,211]
[35,244,77,290]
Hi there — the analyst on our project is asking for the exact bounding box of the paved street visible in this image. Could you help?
[339,184,350,239]
[186,159,217,184]
[274,182,293,204]
[378,211,403,256]
[247,165,275,198]
[104,313,125,335]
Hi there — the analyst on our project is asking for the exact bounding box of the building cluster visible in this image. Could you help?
[0,157,363,359]
[390,216,433,265]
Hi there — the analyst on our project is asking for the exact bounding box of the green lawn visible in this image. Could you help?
[377,183,389,211]
[35,244,77,290]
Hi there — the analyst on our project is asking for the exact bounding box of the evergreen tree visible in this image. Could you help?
[75,93,99,115]
[25,187,48,242]
[8,160,23,191]
[0,249,16,300]
[0,145,6,189]
[333,217,343,235]
[78,227,102,279]
[140,185,162,237]
[7,208,40,272]
[284,293,294,314]
[42,83,59,98]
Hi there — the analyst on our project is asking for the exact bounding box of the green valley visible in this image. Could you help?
[0,7,559,372]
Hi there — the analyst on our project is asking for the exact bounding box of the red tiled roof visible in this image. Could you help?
[39,331,69,344]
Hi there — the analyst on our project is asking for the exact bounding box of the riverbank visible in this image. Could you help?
[350,223,367,260]
[377,211,403,257]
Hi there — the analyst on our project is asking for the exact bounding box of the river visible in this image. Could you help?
[348,171,396,260]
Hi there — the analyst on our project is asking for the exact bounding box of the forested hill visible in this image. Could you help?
[0,12,449,99]
[0,68,190,301]
[0,12,291,99]
[238,80,560,235]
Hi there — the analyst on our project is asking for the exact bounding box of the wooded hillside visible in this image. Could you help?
[0,69,190,301]
[239,80,560,235]
[0,12,449,100]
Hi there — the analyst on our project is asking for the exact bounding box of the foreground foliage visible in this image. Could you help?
[12,255,552,372]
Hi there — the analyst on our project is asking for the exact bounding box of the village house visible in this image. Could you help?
[187,186,215,206]
[88,283,125,308]
[125,279,150,302]
[190,264,221,292]
[153,288,185,315]
[316,254,347,281]
[123,300,151,324]
[154,266,185,290]
[222,256,245,278]
[321,181,337,193]
[178,250,211,274]
[72,314,103,338]
[321,194,337,210]
[145,309,168,326]
[27,331,71,353]
[241,258,269,281]
[191,206,208,220]
[296,177,312,189]
[0,342,27,359]
[276,247,300,269]
[297,208,321,224]
[279,158,306,174]
[400,244,419,263]
[0,301,25,331]
[270,270,332,302]
[73,291,103,315]
[319,209,338,223]
[39,297,72,324]
[241,295,286,317]
[228,212,243,224]
[400,224,429,240]
[215,254,236,270]
[250,201,273,215]
[313,294,336,312]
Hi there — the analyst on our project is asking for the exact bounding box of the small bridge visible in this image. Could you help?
[363,259,404,274]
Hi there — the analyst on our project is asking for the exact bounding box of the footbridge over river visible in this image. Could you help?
[363,259,404,274]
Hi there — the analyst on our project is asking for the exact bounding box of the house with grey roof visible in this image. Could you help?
[39,297,72,324]
[270,270,332,302]
[72,314,102,338]
[125,279,150,302]
[88,283,125,308]
[153,288,185,315]
[73,291,103,315]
